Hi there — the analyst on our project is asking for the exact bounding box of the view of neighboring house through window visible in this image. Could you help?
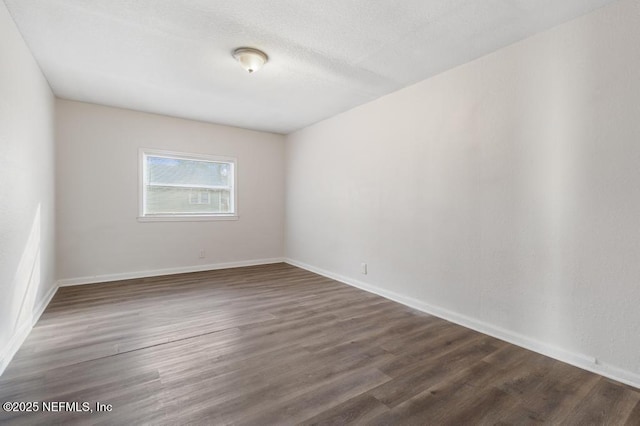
[189,190,211,205]
[139,149,237,220]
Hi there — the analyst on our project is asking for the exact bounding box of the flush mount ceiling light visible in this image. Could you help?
[232,47,268,73]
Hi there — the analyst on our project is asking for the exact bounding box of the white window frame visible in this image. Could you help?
[138,148,238,222]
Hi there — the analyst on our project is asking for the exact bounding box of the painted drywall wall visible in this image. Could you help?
[0,2,57,373]
[285,0,640,385]
[56,100,285,283]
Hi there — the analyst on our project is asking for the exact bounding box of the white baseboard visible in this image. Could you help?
[0,283,59,377]
[285,258,640,390]
[56,258,285,287]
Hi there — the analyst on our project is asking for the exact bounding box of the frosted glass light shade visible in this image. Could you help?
[233,47,268,73]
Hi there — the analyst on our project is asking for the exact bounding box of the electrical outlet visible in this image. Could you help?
[199,249,206,259]
[361,263,367,275]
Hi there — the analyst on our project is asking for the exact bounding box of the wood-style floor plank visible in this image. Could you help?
[0,263,638,425]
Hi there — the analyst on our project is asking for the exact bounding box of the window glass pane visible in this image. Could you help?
[201,191,210,204]
[147,156,230,188]
[143,153,234,216]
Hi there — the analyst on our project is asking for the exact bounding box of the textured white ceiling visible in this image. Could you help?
[4,0,617,134]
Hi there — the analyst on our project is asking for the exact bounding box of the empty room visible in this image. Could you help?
[1,0,639,424]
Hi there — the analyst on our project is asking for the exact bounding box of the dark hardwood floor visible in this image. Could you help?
[0,263,638,425]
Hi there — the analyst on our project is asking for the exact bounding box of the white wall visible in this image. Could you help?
[0,2,56,373]
[285,0,640,386]
[56,100,285,283]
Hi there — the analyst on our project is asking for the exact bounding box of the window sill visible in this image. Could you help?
[137,215,239,222]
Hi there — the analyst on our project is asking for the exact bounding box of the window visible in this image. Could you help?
[139,149,237,221]
[189,190,211,205]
